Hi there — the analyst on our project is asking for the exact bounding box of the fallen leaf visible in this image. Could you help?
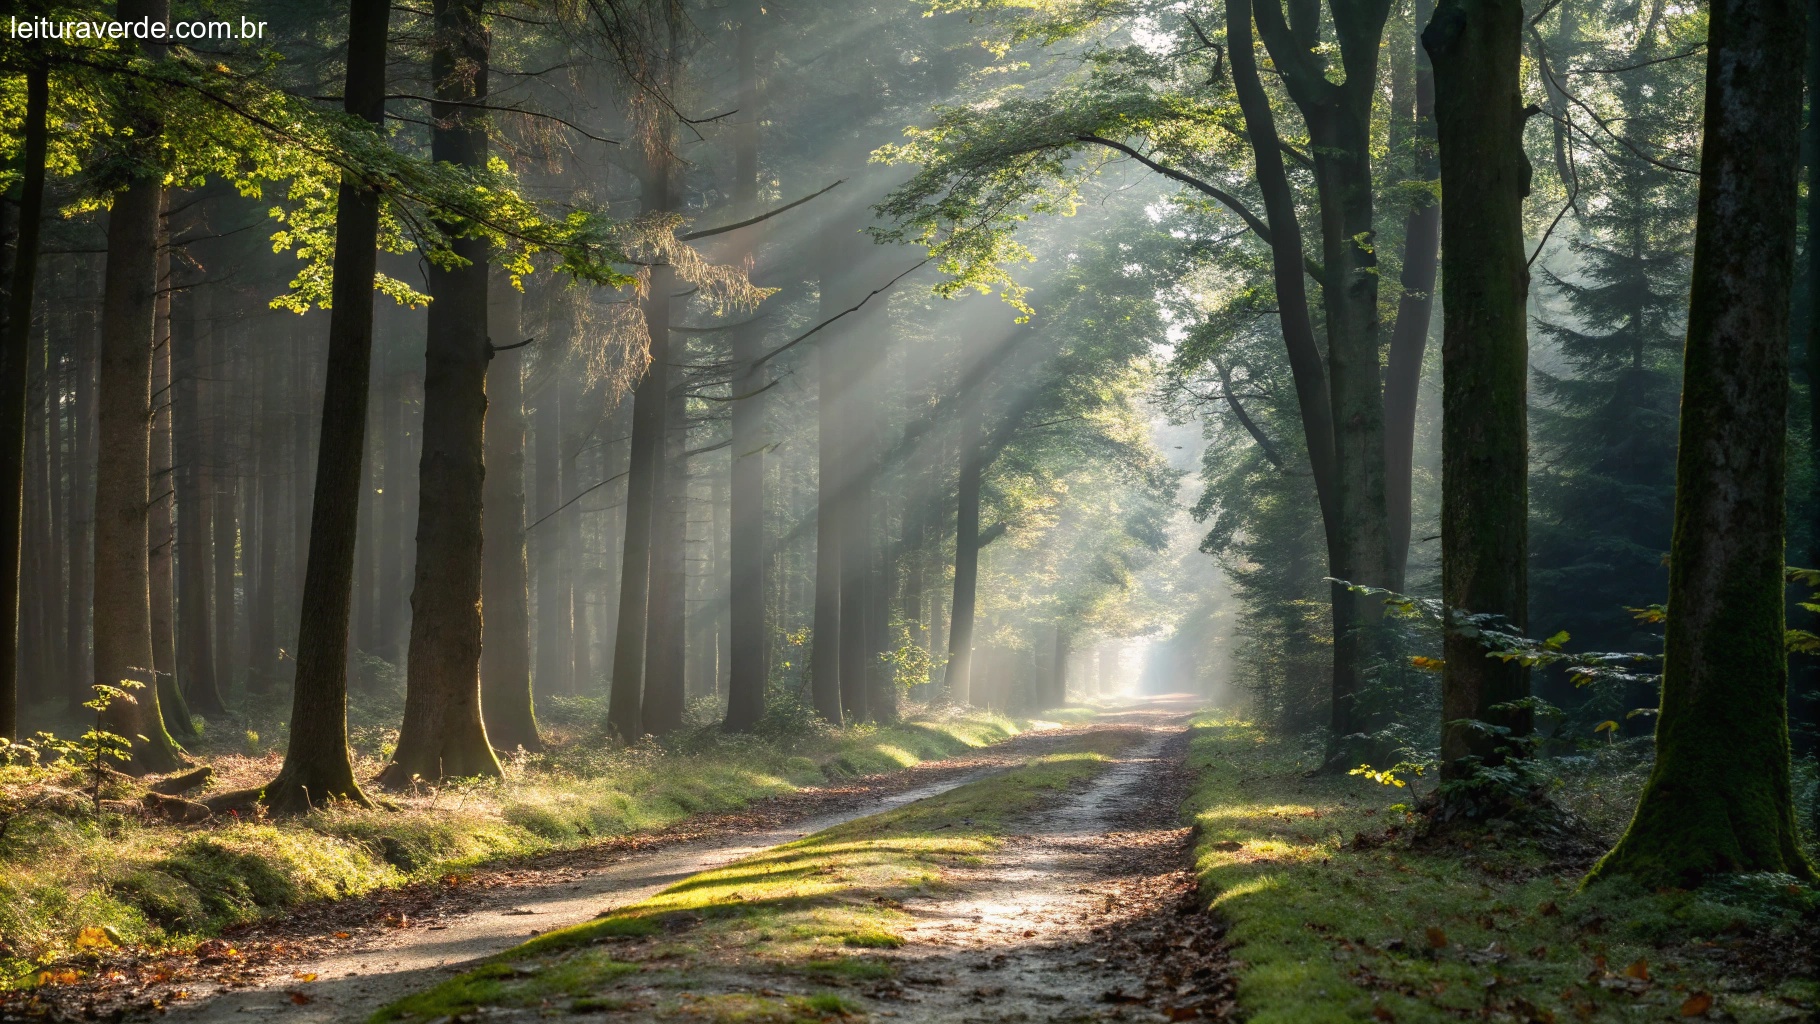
[1624,959,1650,982]
[292,972,317,981]
[334,931,351,940]
[1679,992,1712,1017]
[287,991,313,1005]
[76,926,115,949]
[1426,926,1448,949]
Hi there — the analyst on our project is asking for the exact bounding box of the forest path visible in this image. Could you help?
[92,704,1190,1024]
[373,694,1232,1024]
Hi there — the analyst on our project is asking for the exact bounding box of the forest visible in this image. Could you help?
[0,0,1816,1021]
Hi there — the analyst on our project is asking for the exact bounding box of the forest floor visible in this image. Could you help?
[367,696,1229,1024]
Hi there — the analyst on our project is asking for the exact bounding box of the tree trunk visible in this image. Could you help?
[68,307,96,714]
[481,269,541,753]
[377,346,413,665]
[210,324,238,700]
[0,61,48,740]
[1384,0,1440,586]
[531,344,568,696]
[248,349,281,695]
[643,334,686,736]
[945,402,983,705]
[149,218,195,740]
[724,0,770,732]
[379,0,501,787]
[266,0,390,811]
[1425,0,1532,783]
[810,256,844,722]
[607,162,674,740]
[173,288,224,715]
[94,0,184,774]
[1589,0,1817,887]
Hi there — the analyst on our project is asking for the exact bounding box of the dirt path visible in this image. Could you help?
[830,700,1235,1023]
[0,721,1118,1023]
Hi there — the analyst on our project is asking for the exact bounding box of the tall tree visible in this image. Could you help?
[723,0,770,733]
[265,0,392,811]
[1424,0,1532,785]
[94,0,185,773]
[1589,0,1818,887]
[481,268,541,752]
[0,60,49,740]
[378,0,502,787]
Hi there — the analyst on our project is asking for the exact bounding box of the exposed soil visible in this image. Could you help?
[526,698,1234,1024]
[2,700,1232,1024]
[0,726,1078,1023]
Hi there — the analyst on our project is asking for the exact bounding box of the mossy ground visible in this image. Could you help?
[0,702,1027,988]
[1187,716,1819,1024]
[371,730,1141,1023]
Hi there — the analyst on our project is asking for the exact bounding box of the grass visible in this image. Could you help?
[0,700,1027,989]
[371,729,1143,1023]
[1186,715,1819,1024]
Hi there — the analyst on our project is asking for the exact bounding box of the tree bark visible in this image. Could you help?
[379,0,501,787]
[93,0,185,773]
[149,217,195,740]
[1590,0,1817,887]
[0,61,48,740]
[945,400,983,705]
[643,286,687,737]
[724,0,770,732]
[1425,0,1532,783]
[173,289,224,715]
[266,0,391,811]
[1383,0,1440,585]
[481,269,541,752]
[811,231,846,722]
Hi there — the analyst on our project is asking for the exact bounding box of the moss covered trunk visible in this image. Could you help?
[1590,0,1817,887]
[379,0,501,787]
[1425,0,1532,780]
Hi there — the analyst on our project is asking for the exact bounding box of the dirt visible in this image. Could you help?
[2,700,1232,1023]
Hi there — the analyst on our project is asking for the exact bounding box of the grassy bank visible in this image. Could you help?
[1186,717,1818,1024]
[372,729,1140,1023]
[0,705,1026,988]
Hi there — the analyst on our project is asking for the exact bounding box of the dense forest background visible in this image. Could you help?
[0,0,1814,819]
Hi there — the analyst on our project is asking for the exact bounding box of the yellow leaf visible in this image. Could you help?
[292,972,317,981]
[1594,720,1619,734]
[76,926,114,949]
[1624,958,1650,981]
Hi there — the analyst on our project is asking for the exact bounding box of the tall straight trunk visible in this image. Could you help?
[1802,0,1820,755]
[173,290,224,715]
[266,0,390,811]
[68,306,96,714]
[1051,629,1069,708]
[289,337,315,660]
[377,351,412,664]
[724,0,769,731]
[643,355,687,737]
[379,0,500,787]
[481,269,541,752]
[608,153,675,740]
[21,340,52,703]
[532,365,568,695]
[1425,0,1532,782]
[248,350,281,695]
[38,316,67,700]
[810,271,844,722]
[0,61,48,739]
[210,318,238,699]
[1590,0,1818,887]
[945,402,983,705]
[564,377,592,693]
[93,0,183,773]
[607,282,666,739]
[1383,0,1440,584]
[837,343,871,721]
[148,220,194,740]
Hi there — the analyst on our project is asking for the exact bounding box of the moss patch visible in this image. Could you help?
[371,730,1142,1022]
[1186,717,1818,1024]
[0,707,1025,987]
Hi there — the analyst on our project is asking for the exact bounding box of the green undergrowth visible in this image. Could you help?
[0,705,1027,989]
[373,729,1142,1023]
[1187,716,1818,1024]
